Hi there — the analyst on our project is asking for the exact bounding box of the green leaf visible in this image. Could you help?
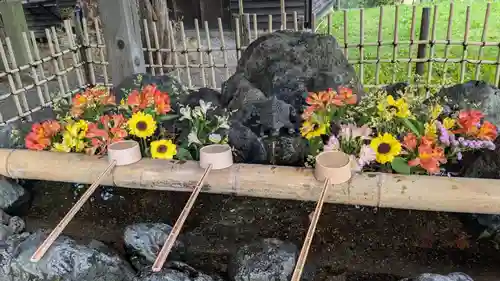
[391,157,411,175]
[401,118,421,137]
[158,114,179,121]
[410,118,425,135]
[176,147,193,161]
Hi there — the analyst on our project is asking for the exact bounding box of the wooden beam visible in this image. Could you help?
[1,149,500,215]
[97,0,145,86]
[0,0,30,69]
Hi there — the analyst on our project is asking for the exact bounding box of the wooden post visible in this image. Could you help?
[0,0,30,70]
[97,0,145,86]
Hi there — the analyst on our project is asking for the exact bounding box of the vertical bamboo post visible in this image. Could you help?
[459,6,471,84]
[406,5,417,78]
[426,5,438,91]
[374,6,383,85]
[391,5,400,84]
[474,2,490,81]
[441,2,454,85]
[358,9,365,85]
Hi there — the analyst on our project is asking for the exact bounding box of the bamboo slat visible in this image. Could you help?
[1,149,500,215]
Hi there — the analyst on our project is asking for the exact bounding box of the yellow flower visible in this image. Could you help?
[66,120,88,138]
[51,141,71,152]
[430,104,443,120]
[127,111,157,138]
[150,139,177,160]
[370,133,402,164]
[443,117,456,130]
[377,95,411,119]
[300,120,327,140]
[424,121,437,140]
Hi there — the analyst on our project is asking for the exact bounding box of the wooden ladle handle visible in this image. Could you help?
[290,178,330,281]
[30,160,117,262]
[151,164,213,272]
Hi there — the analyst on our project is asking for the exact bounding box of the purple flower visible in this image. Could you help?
[436,121,450,146]
[458,137,496,150]
[457,151,463,161]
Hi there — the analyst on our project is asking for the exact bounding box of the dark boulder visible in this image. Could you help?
[221,31,362,165]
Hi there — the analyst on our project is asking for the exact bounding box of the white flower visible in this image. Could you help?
[192,106,204,119]
[339,124,372,141]
[324,135,340,151]
[179,106,192,121]
[199,100,213,115]
[215,115,230,129]
[187,131,202,146]
[208,133,222,143]
[357,144,376,167]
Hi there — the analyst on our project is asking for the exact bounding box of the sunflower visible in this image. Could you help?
[370,133,402,164]
[300,120,327,140]
[377,95,411,119]
[150,139,177,159]
[127,111,157,138]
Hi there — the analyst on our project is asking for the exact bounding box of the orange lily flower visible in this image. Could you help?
[408,138,447,174]
[476,121,498,141]
[402,133,417,150]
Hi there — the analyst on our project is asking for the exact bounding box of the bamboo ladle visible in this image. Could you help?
[30,140,142,262]
[290,150,352,281]
[152,144,234,272]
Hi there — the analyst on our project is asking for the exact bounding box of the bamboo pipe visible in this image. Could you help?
[1,149,500,214]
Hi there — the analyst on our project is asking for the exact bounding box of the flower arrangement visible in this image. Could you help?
[304,86,498,175]
[24,83,498,177]
[24,84,231,162]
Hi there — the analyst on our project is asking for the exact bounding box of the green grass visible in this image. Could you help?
[316,0,500,87]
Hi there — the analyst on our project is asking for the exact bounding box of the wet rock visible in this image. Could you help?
[437,80,500,127]
[0,229,136,281]
[137,261,224,281]
[222,31,362,166]
[124,223,186,270]
[400,272,473,281]
[0,209,10,224]
[228,238,314,281]
[8,216,25,234]
[0,177,27,212]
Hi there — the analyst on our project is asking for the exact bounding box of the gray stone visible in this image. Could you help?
[228,238,314,281]
[437,80,500,128]
[7,216,25,234]
[221,31,362,166]
[400,272,473,281]
[0,229,136,281]
[124,223,186,270]
[0,177,26,211]
[137,261,224,281]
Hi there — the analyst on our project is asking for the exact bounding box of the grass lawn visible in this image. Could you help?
[316,0,500,87]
